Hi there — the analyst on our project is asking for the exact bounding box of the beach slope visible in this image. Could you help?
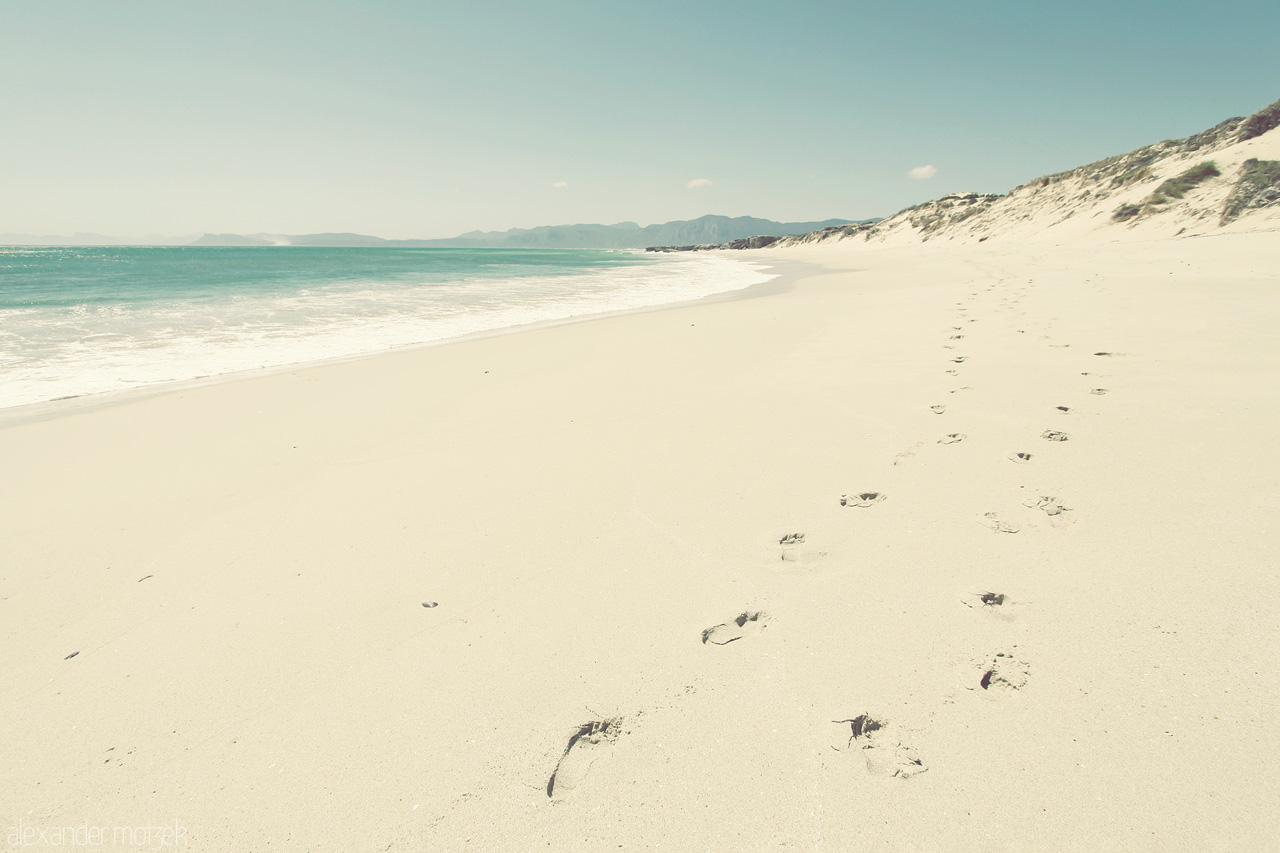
[3,226,1279,849]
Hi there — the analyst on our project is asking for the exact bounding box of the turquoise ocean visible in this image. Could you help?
[0,247,774,409]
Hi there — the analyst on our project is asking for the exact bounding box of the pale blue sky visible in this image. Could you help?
[2,0,1277,238]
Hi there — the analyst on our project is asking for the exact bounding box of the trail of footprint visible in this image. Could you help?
[546,718,625,798]
[830,714,926,778]
[702,611,768,645]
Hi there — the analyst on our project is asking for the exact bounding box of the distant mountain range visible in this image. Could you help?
[187,215,859,249]
[0,215,860,249]
[449,215,861,248]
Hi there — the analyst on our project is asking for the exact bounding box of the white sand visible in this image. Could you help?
[3,231,1279,850]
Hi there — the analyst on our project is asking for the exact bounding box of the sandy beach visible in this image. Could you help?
[3,227,1278,850]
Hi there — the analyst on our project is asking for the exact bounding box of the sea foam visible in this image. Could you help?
[0,247,773,409]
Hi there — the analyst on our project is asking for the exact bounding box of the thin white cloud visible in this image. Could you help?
[908,164,938,180]
[551,180,568,188]
[687,177,714,189]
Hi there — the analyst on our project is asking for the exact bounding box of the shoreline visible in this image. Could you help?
[0,255,819,429]
[2,234,1277,850]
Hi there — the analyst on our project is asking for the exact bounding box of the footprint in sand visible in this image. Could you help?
[938,433,966,445]
[1025,495,1071,517]
[702,611,768,645]
[977,651,1030,692]
[945,369,958,376]
[893,439,930,467]
[931,404,947,415]
[778,532,812,562]
[1090,388,1109,395]
[546,718,625,798]
[1025,496,1074,527]
[1008,451,1033,464]
[830,714,926,778]
[950,386,974,394]
[1041,430,1070,442]
[949,334,965,340]
[950,356,969,363]
[841,492,886,508]
[980,512,1020,534]
[965,591,1019,621]
[1056,406,1071,413]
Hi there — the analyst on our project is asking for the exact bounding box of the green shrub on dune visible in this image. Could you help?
[1113,160,1220,221]
[1221,159,1280,224]
[1150,161,1221,204]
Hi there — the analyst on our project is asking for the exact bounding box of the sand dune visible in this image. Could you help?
[768,97,1280,251]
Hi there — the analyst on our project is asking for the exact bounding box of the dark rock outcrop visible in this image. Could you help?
[647,235,782,252]
[455,215,854,249]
